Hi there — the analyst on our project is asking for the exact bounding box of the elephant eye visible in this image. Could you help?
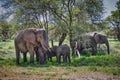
[39,36,43,39]
[39,36,41,39]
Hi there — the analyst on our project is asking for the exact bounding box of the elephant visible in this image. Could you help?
[71,34,97,56]
[71,32,110,57]
[47,46,58,62]
[56,44,71,63]
[14,28,49,64]
[93,33,110,54]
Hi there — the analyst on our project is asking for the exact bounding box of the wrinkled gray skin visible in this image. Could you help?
[56,44,71,63]
[71,34,97,56]
[14,28,49,64]
[93,33,110,54]
[47,46,58,62]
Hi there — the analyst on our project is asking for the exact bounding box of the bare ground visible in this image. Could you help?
[0,66,120,80]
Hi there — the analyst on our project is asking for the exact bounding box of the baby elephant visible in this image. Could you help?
[56,44,71,63]
[47,46,58,62]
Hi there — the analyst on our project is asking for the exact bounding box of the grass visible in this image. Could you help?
[0,39,120,79]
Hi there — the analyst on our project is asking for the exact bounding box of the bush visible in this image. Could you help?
[8,46,14,49]
[0,46,3,49]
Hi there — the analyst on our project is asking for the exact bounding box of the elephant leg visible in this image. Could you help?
[23,53,27,62]
[57,54,61,63]
[106,41,110,54]
[63,55,67,63]
[44,52,47,63]
[68,55,71,63]
[59,55,61,63]
[72,48,74,56]
[91,47,96,55]
[63,55,65,63]
[38,48,45,64]
[40,53,44,64]
[35,48,39,62]
[95,44,97,54]
[36,52,39,62]
[27,43,34,64]
[15,43,20,64]
[48,54,52,62]
[49,55,52,62]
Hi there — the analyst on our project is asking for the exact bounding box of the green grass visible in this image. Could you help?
[73,54,120,67]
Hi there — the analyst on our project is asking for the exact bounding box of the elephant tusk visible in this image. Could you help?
[76,49,80,58]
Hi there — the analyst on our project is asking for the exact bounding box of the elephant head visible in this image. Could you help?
[14,28,49,64]
[35,28,49,51]
[71,41,80,58]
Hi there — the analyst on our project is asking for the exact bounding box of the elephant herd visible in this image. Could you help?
[14,28,110,64]
[71,32,110,56]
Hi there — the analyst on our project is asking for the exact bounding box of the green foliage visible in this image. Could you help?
[106,0,120,40]
[8,46,14,49]
[0,21,14,41]
[85,0,104,23]
[0,46,3,49]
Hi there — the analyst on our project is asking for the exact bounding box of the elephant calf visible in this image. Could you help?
[47,46,58,62]
[56,44,71,63]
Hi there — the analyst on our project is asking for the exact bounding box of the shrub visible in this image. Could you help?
[0,46,3,49]
[8,46,14,49]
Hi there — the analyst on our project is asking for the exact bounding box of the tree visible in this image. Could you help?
[84,0,104,24]
[0,21,13,41]
[106,0,120,40]
[0,0,104,45]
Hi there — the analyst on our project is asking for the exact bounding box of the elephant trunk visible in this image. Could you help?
[40,39,50,52]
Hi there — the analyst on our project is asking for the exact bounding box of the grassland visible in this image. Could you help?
[0,39,120,80]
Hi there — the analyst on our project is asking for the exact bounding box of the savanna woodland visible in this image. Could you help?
[0,0,120,80]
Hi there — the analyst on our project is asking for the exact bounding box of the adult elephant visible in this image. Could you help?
[93,33,110,54]
[47,46,58,62]
[14,28,49,64]
[71,34,97,56]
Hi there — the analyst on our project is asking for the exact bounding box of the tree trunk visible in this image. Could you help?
[51,40,54,47]
[58,33,67,46]
[116,22,120,41]
[69,29,73,48]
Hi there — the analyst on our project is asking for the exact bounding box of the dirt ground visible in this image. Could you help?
[0,66,120,80]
